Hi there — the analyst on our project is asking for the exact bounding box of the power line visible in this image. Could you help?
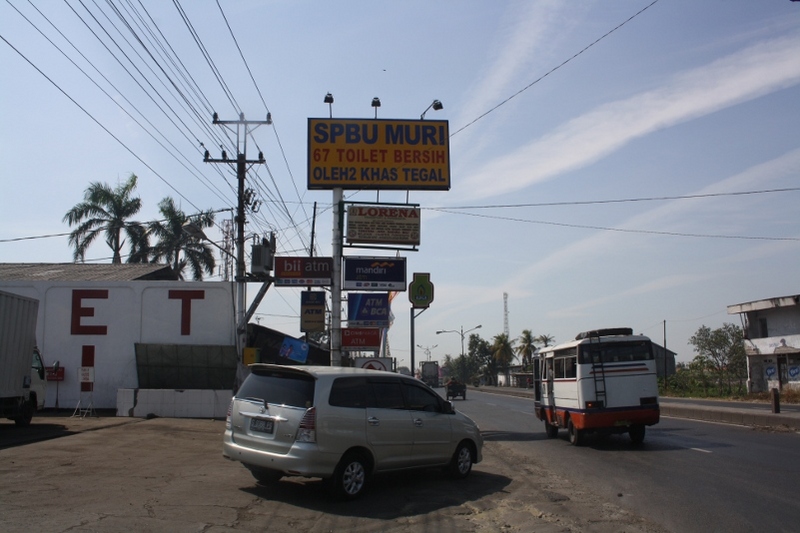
[451,0,661,137]
[433,209,800,242]
[428,186,800,210]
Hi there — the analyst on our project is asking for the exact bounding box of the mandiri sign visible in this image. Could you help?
[343,256,406,291]
[307,118,450,190]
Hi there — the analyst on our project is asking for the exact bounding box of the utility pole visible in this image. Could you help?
[204,112,270,377]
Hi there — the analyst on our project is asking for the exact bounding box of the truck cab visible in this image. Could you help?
[29,348,47,411]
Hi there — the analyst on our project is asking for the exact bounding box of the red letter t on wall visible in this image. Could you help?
[169,290,205,335]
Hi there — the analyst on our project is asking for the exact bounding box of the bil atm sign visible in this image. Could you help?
[274,257,333,286]
[307,118,450,190]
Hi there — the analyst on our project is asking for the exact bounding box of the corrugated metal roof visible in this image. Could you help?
[0,263,179,282]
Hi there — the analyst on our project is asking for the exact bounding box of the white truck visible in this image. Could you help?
[0,290,47,426]
[420,360,440,388]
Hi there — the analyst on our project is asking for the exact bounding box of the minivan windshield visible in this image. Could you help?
[236,371,315,408]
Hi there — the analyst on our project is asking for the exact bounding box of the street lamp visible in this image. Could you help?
[416,344,438,361]
[420,99,443,120]
[436,325,482,357]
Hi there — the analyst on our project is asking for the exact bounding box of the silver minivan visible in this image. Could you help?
[223,364,483,499]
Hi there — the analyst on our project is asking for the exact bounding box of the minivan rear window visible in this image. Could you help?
[236,371,315,408]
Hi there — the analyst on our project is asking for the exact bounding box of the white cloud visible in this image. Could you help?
[461,33,800,199]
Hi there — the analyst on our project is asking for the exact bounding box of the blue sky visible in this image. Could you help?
[2,1,799,366]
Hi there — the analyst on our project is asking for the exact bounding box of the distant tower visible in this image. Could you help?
[503,292,509,337]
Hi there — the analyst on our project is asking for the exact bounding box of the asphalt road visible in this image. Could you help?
[1,407,666,532]
[458,389,800,533]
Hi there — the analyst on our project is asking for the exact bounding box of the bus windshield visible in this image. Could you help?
[579,340,652,365]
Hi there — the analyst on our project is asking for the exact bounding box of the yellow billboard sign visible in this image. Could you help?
[307,118,450,190]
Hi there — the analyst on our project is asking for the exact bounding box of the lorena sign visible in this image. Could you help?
[346,204,420,246]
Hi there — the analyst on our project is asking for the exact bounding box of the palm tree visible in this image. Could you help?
[516,329,536,371]
[535,334,555,348]
[63,173,145,263]
[492,333,516,385]
[148,197,216,280]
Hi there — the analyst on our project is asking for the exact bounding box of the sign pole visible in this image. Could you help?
[331,187,343,366]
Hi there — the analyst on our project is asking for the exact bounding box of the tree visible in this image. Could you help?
[516,329,536,371]
[469,334,495,385]
[535,334,555,348]
[688,323,747,395]
[491,333,516,384]
[147,197,216,280]
[63,173,145,263]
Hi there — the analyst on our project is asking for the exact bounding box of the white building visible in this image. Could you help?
[0,264,236,410]
[727,294,800,393]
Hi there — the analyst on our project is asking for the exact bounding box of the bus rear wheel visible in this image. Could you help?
[567,418,584,446]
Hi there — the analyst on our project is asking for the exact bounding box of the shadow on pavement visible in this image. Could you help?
[241,468,511,517]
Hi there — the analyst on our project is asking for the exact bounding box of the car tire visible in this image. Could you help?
[567,418,584,446]
[629,424,646,445]
[331,452,369,500]
[544,421,559,439]
[448,441,474,479]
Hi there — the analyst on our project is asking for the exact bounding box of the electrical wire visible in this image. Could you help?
[451,0,661,137]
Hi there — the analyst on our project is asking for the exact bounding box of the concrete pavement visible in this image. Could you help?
[469,385,800,431]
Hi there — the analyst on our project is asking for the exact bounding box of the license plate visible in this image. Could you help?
[250,418,274,434]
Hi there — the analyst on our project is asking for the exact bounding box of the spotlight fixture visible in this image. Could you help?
[371,97,381,118]
[324,93,334,118]
[420,99,443,120]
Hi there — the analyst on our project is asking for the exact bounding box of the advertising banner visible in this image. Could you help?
[274,257,333,286]
[342,328,383,351]
[344,256,406,290]
[346,205,420,246]
[300,291,326,332]
[347,293,390,327]
[308,118,450,190]
[279,337,309,364]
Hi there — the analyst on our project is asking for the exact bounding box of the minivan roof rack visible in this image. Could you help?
[575,327,633,340]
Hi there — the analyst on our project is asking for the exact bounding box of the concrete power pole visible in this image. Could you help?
[204,112,270,377]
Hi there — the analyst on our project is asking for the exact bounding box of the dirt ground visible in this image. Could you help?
[0,416,669,532]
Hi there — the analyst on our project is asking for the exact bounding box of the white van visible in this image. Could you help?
[223,364,483,499]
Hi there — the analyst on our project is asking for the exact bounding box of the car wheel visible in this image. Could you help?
[331,452,369,500]
[629,424,646,445]
[448,441,474,479]
[246,465,283,484]
[544,421,559,438]
[567,418,584,446]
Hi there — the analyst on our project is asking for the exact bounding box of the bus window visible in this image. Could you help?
[565,357,576,378]
[580,341,652,364]
[554,358,565,379]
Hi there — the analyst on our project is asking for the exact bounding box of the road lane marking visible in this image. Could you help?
[690,448,712,453]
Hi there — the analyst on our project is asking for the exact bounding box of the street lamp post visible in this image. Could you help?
[436,325,482,357]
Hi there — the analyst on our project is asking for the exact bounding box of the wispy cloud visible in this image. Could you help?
[461,33,800,199]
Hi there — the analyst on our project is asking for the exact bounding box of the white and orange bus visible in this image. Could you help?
[533,327,659,445]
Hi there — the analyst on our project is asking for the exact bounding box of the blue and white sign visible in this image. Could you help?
[344,257,406,291]
[347,293,390,327]
[765,365,777,380]
[279,337,309,364]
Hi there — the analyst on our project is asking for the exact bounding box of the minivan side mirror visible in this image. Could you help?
[444,400,455,414]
